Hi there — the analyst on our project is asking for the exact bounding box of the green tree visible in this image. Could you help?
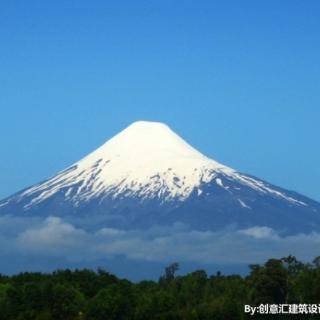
[50,284,85,320]
[248,259,288,304]
[159,262,179,285]
[86,281,133,320]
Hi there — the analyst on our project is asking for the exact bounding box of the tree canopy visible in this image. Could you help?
[0,256,319,319]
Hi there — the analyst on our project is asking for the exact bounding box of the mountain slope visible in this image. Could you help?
[1,121,320,234]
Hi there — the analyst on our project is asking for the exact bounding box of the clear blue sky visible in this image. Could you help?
[0,1,319,201]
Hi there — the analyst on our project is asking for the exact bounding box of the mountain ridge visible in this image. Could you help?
[1,121,320,234]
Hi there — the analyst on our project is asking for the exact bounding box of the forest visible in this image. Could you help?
[0,255,320,319]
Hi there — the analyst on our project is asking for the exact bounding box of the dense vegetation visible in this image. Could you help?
[0,256,320,319]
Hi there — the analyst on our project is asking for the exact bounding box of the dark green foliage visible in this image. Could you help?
[159,262,179,285]
[247,259,288,304]
[87,281,134,320]
[0,257,319,319]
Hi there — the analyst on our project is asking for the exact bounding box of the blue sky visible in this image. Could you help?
[0,0,319,201]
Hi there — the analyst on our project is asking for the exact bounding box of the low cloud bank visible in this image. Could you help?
[0,215,320,268]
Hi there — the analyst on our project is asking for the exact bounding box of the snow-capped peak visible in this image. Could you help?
[18,121,305,208]
[78,120,230,173]
[20,121,233,206]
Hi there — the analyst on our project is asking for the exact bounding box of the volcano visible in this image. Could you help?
[1,121,320,234]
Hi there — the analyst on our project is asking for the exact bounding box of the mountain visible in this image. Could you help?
[1,121,320,234]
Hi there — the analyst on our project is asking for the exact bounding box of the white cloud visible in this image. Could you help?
[0,215,320,268]
[239,226,277,239]
[16,217,92,260]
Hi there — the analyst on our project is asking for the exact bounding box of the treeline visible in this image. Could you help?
[0,256,320,319]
